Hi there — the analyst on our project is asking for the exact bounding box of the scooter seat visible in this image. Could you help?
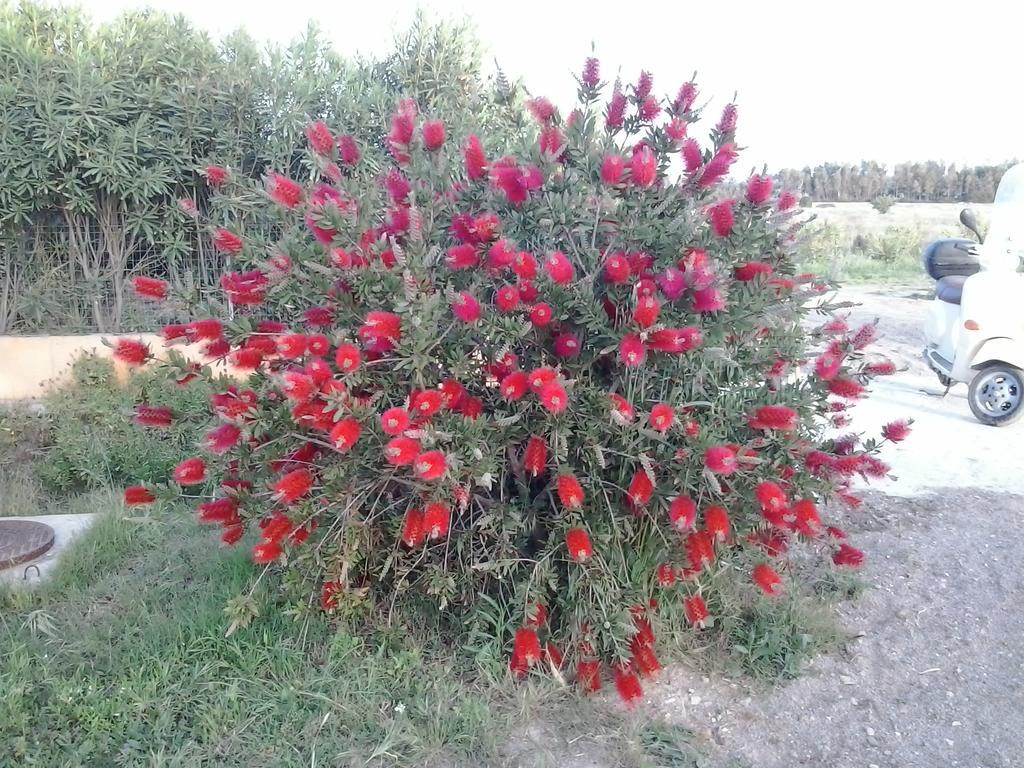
[936,275,968,305]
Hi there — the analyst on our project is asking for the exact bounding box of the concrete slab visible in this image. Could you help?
[0,513,99,586]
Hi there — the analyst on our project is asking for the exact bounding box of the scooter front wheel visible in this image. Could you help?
[968,363,1024,426]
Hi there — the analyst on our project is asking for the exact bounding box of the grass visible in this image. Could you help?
[0,502,705,767]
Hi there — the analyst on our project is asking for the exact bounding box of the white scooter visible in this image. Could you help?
[923,162,1024,426]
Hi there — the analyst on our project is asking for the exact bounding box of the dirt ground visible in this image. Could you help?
[652,285,1024,768]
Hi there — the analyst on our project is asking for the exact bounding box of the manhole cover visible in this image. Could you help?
[0,520,55,570]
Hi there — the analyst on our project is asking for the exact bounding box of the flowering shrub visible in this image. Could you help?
[121,58,903,703]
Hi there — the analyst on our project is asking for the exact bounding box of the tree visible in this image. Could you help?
[121,58,897,701]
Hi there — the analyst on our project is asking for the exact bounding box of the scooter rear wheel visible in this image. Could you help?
[968,363,1024,426]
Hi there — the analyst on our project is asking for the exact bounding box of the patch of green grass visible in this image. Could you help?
[0,505,700,767]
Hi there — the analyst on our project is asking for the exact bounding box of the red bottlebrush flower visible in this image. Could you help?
[201,337,231,359]
[451,291,482,323]
[693,286,726,314]
[557,474,585,510]
[458,395,483,420]
[186,319,222,342]
[124,486,155,506]
[487,238,515,269]
[197,497,239,525]
[656,563,677,587]
[221,524,244,545]
[649,403,674,432]
[619,334,646,367]
[883,419,911,442]
[792,499,822,537]
[321,580,343,611]
[205,423,241,455]
[682,138,703,173]
[684,595,709,628]
[283,371,317,403]
[604,251,631,284]
[749,405,799,431]
[113,338,150,366]
[632,296,660,328]
[539,380,568,414]
[271,468,313,504]
[527,367,557,393]
[329,418,362,453]
[699,143,738,189]
[673,80,698,113]
[609,393,636,425]
[306,120,334,156]
[421,119,446,151]
[538,125,565,157]
[266,173,303,208]
[306,336,330,359]
[212,228,244,255]
[612,663,643,705]
[277,333,307,360]
[683,419,700,438]
[863,456,891,479]
[162,324,188,342]
[829,377,864,400]
[734,261,773,282]
[384,168,411,203]
[495,284,520,313]
[778,190,798,211]
[514,627,543,667]
[686,530,715,570]
[635,70,653,101]
[630,145,657,188]
[627,468,655,508]
[423,502,451,540]
[816,346,845,380]
[704,445,738,475]
[656,267,687,300]
[755,481,788,513]
[565,528,593,562]
[581,57,600,88]
[333,343,361,374]
[866,359,897,376]
[638,94,661,122]
[606,87,627,129]
[252,540,283,564]
[414,450,447,481]
[131,276,169,301]
[134,405,173,428]
[833,543,865,568]
[746,174,774,205]
[463,135,488,180]
[446,243,477,271]
[385,436,420,466]
[205,165,228,188]
[526,96,556,123]
[303,306,334,329]
[717,103,738,133]
[173,457,207,487]
[525,603,548,628]
[708,200,735,237]
[665,117,688,143]
[704,505,730,541]
[221,270,268,306]
[357,311,402,353]
[553,332,581,359]
[752,563,783,596]
[438,378,465,408]
[601,154,625,185]
[337,133,360,166]
[577,659,601,693]
[852,322,877,350]
[380,407,411,436]
[543,250,574,285]
[409,390,443,421]
[669,496,697,531]
[511,250,538,280]
[231,348,263,370]
[529,302,553,327]
[523,436,548,477]
[631,640,661,677]
[649,327,702,354]
[500,371,529,401]
[398,507,424,547]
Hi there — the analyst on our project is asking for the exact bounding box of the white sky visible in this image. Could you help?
[83,0,1022,171]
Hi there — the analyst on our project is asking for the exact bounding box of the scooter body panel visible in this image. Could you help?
[951,271,1024,382]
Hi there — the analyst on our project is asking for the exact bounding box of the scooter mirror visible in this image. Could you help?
[960,208,984,243]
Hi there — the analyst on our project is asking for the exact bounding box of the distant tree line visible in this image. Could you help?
[776,161,1017,204]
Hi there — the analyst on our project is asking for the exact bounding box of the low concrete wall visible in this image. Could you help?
[0,334,238,399]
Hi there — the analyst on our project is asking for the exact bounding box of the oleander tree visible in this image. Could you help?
[119,58,907,703]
